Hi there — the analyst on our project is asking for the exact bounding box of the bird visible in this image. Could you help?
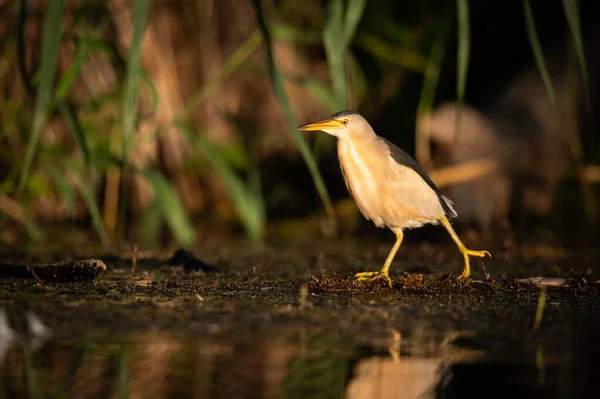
[298,110,491,287]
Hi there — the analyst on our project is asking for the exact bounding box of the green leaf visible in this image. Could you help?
[322,0,367,108]
[140,198,163,246]
[416,26,449,165]
[323,0,348,106]
[56,100,94,181]
[294,77,342,113]
[354,32,428,73]
[56,23,111,99]
[121,0,152,165]
[0,195,44,241]
[343,0,367,46]
[561,0,591,111]
[75,36,118,57]
[180,0,298,118]
[176,121,264,243]
[17,0,65,195]
[55,45,88,99]
[253,0,337,230]
[456,0,470,101]
[270,25,321,43]
[523,0,556,104]
[48,166,76,219]
[71,170,110,246]
[347,51,368,106]
[454,0,471,146]
[66,35,162,113]
[525,0,593,219]
[140,70,159,112]
[144,168,197,246]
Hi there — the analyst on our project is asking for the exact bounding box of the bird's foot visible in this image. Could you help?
[458,249,492,279]
[355,270,392,287]
[465,249,492,258]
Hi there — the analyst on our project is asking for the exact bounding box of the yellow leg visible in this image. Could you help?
[355,230,403,287]
[440,215,491,278]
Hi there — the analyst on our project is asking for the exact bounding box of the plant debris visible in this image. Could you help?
[0,259,106,283]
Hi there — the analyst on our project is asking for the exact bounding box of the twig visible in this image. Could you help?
[26,266,46,286]
[298,284,309,309]
[481,261,492,280]
[242,266,256,283]
[131,244,138,274]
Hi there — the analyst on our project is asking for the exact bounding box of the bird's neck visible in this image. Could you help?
[336,135,378,155]
[337,136,381,189]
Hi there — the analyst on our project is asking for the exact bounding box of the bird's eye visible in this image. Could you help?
[342,119,348,126]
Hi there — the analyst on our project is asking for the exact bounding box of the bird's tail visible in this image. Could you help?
[442,195,458,218]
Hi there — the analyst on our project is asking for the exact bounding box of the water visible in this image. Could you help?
[1,292,599,399]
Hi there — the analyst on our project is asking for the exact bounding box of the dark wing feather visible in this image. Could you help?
[380,137,457,218]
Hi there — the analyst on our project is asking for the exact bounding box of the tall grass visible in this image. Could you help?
[180,0,298,119]
[178,122,264,243]
[55,22,114,182]
[254,0,337,230]
[180,31,263,119]
[144,169,196,246]
[415,27,448,168]
[523,1,557,108]
[355,32,428,74]
[562,0,591,112]
[17,0,64,195]
[13,1,109,244]
[453,0,470,148]
[523,0,596,221]
[322,0,367,109]
[3,0,598,247]
[116,0,152,243]
[121,0,151,168]
[71,170,110,245]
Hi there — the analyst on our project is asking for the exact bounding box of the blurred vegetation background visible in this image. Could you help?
[0,0,599,250]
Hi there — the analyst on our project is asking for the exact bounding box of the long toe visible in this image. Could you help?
[354,271,392,287]
[465,249,491,258]
[355,271,380,280]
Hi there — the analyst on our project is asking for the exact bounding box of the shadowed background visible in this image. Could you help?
[0,0,599,252]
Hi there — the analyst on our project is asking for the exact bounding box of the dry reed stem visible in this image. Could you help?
[428,158,500,188]
[582,165,600,182]
[429,158,600,188]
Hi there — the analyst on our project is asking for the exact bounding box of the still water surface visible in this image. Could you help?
[1,298,598,399]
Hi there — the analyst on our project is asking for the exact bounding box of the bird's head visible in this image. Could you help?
[297,110,375,139]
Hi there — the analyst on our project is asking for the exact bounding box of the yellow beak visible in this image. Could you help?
[297,118,344,131]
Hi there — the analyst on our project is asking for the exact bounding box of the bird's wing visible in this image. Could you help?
[380,137,457,218]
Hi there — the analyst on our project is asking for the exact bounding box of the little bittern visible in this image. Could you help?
[298,110,491,287]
